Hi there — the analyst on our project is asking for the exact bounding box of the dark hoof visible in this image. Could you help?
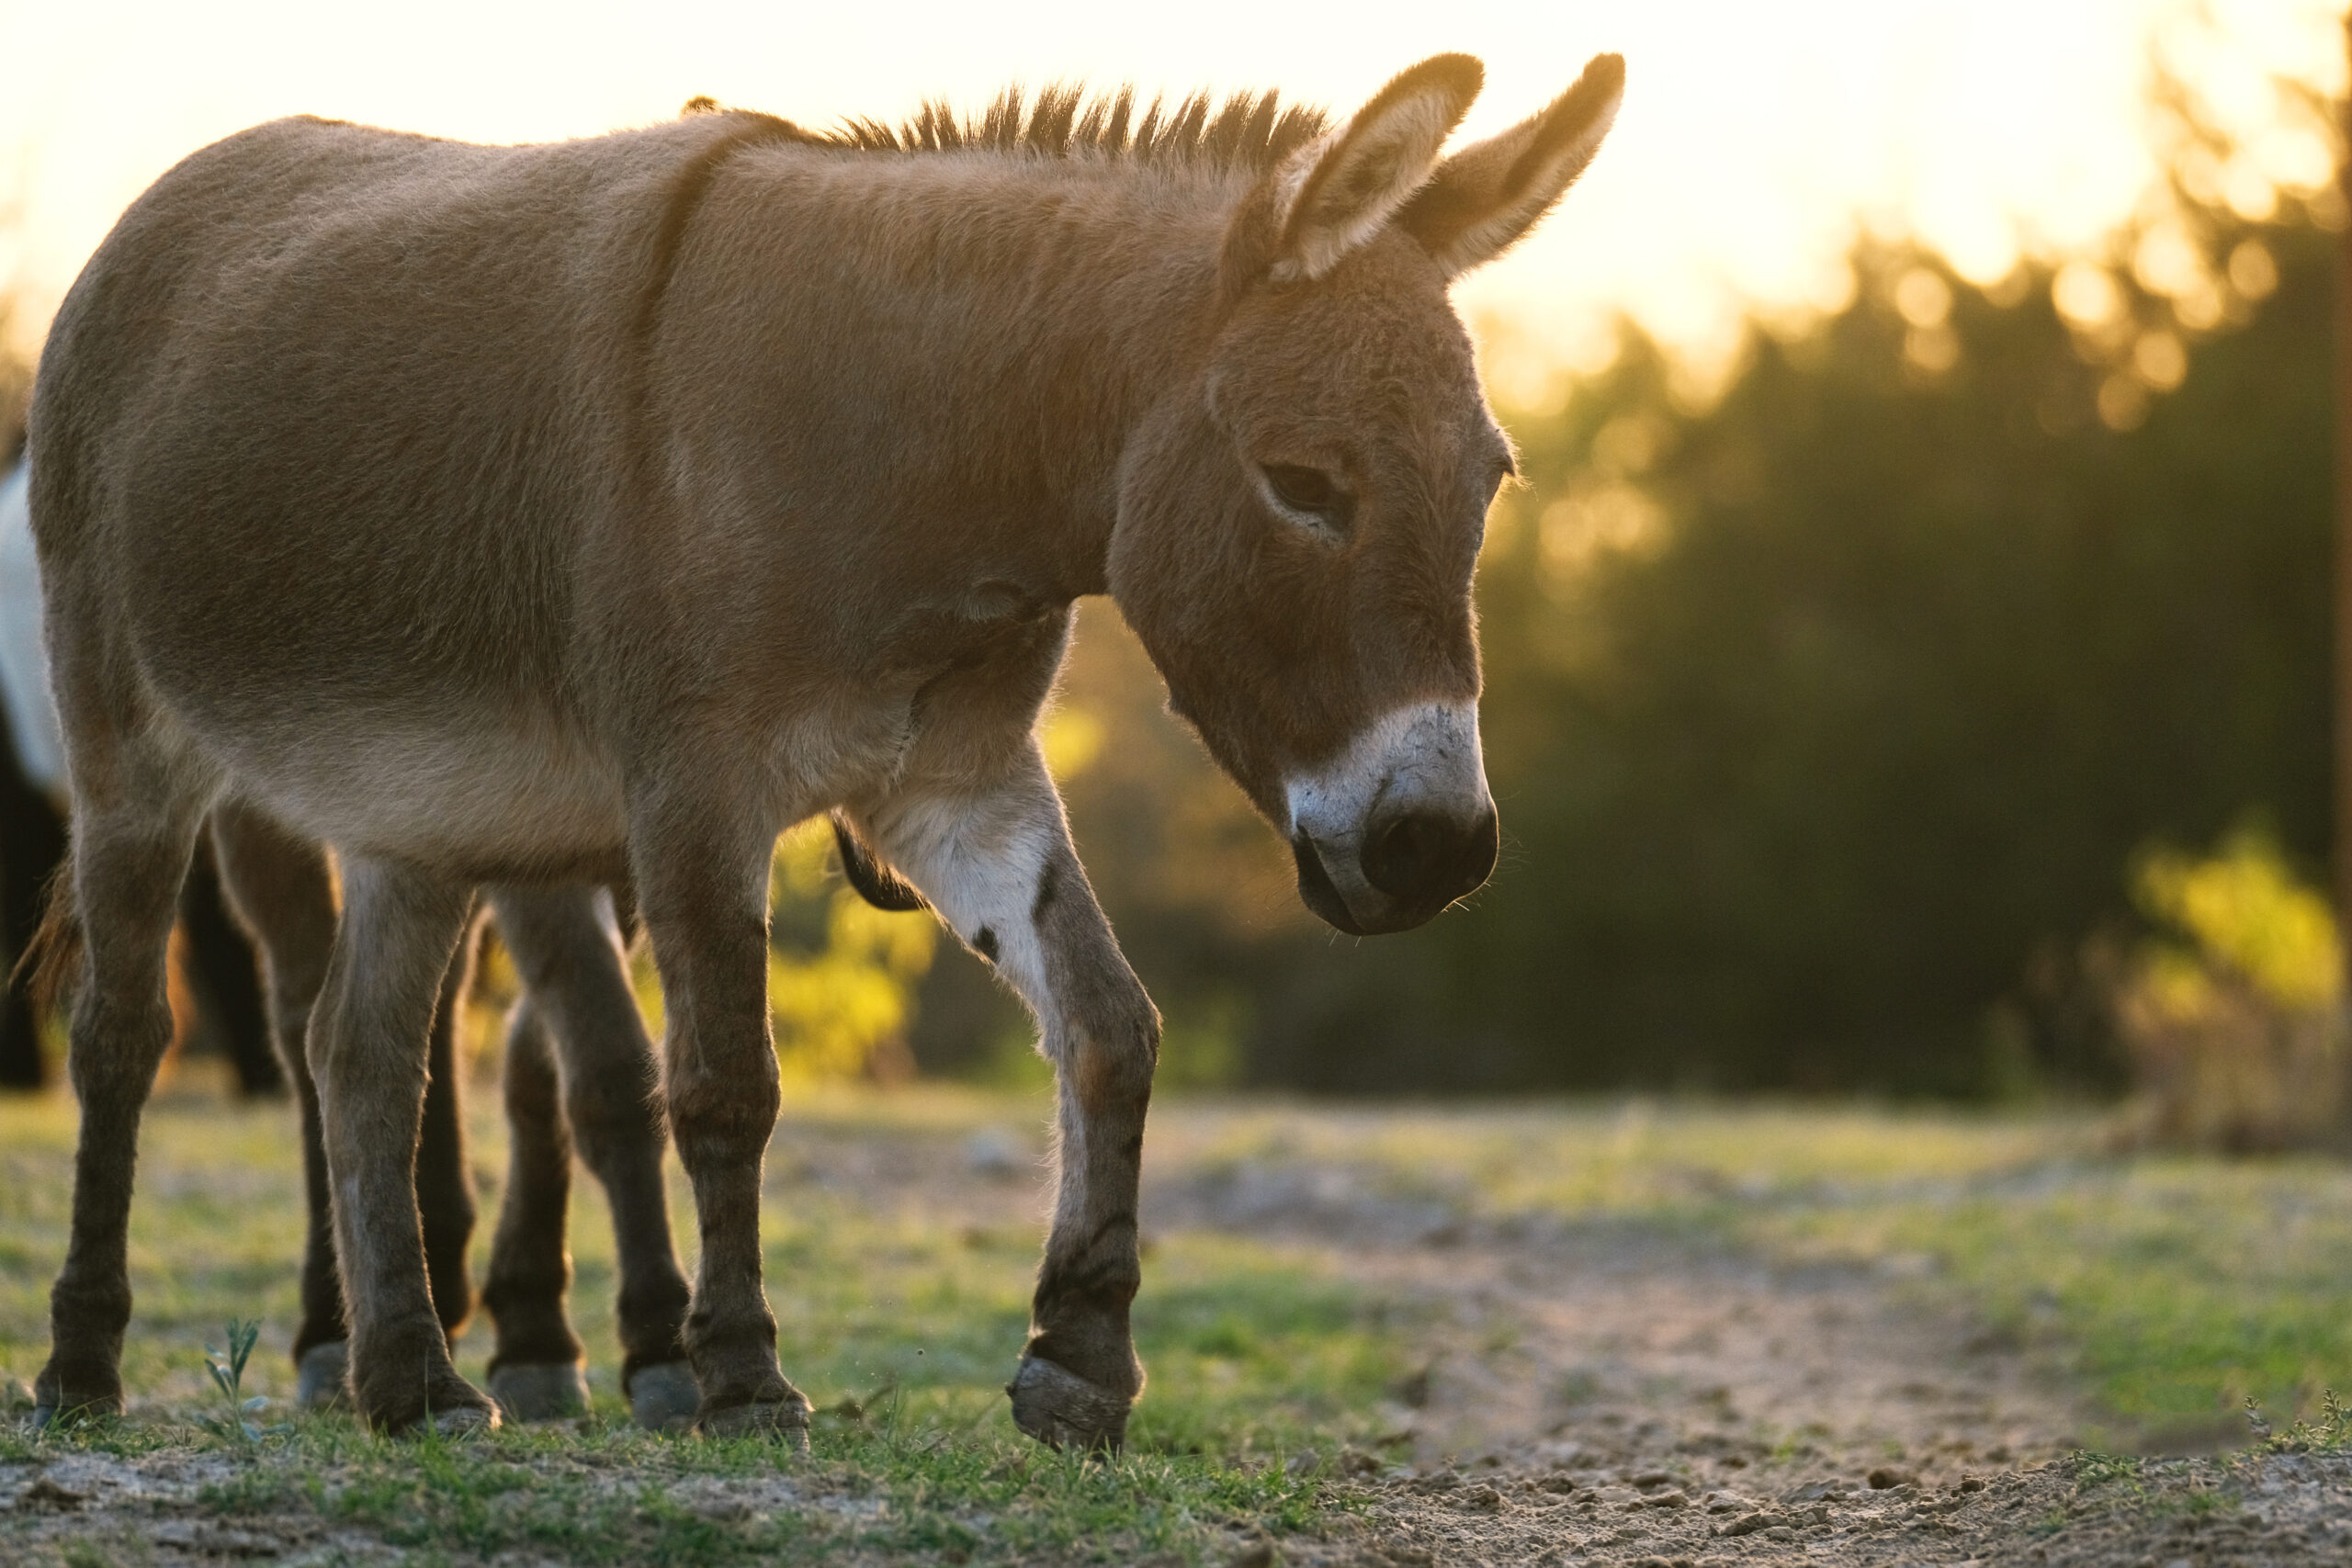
[627,1360,700,1431]
[30,1398,119,1430]
[697,1393,812,1451]
[427,1402,500,1437]
[296,1343,350,1412]
[358,1364,501,1437]
[488,1361,590,1423]
[1008,1357,1131,1451]
[31,1367,122,1429]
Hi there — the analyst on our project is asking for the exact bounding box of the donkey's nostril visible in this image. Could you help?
[1361,805,1498,906]
[1363,811,1441,897]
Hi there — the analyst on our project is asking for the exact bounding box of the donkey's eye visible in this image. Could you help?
[1261,464,1354,534]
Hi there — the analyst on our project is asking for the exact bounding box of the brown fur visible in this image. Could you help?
[26,53,1623,1443]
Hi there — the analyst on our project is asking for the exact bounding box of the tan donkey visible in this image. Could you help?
[26,51,1623,1448]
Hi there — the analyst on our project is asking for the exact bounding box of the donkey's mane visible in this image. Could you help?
[801,84,1331,171]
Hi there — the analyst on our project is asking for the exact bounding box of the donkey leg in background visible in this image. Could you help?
[858,752,1159,1451]
[209,802,351,1407]
[416,921,481,1345]
[477,993,588,1420]
[631,817,807,1441]
[176,834,281,1097]
[34,752,211,1423]
[0,703,67,1092]
[311,857,497,1433]
[487,886,696,1427]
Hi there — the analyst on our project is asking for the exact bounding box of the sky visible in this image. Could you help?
[0,0,2343,395]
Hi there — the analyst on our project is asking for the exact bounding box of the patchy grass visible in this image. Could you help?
[1152,1097,2352,1446]
[160,1417,1334,1564]
[0,1082,1400,1564]
[8,1083,2352,1561]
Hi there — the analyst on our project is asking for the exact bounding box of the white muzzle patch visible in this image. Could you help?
[1283,701,1493,930]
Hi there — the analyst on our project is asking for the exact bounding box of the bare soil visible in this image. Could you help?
[1144,1135,2352,1567]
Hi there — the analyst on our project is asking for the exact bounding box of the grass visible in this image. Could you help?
[7,1079,2352,1560]
[0,1077,1403,1564]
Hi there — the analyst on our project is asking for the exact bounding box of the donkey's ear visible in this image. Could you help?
[1236,54,1484,288]
[1396,52,1623,277]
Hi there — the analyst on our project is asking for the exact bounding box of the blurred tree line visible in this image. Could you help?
[913,75,2340,1099]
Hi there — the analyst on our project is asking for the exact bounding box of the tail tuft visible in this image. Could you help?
[11,863,84,1016]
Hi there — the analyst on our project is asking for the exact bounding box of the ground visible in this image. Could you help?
[4,1077,2351,1564]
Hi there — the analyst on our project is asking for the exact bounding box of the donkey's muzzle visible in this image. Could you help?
[1283,699,1495,934]
[1290,803,1498,936]
[1363,803,1498,911]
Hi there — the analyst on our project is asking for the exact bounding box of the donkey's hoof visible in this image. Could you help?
[697,1394,812,1452]
[30,1396,121,1430]
[296,1343,350,1412]
[1007,1357,1131,1452]
[627,1360,700,1431]
[32,1368,125,1429]
[429,1402,500,1438]
[488,1361,590,1423]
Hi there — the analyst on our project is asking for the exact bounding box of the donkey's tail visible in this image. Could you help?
[11,861,84,1016]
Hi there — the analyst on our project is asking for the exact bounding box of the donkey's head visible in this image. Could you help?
[1109,52,1623,935]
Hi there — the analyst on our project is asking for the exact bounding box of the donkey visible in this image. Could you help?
[27,51,1623,1448]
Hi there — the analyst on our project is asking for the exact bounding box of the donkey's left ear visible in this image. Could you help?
[1396,52,1624,277]
[1237,54,1484,288]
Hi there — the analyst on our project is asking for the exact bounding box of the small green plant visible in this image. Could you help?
[198,1319,277,1444]
[2069,1450,2144,1490]
[2245,1388,2349,1453]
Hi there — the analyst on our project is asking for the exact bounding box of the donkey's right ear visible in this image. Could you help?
[1222,54,1483,294]
[1396,52,1623,277]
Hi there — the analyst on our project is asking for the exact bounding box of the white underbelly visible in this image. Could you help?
[229,716,629,875]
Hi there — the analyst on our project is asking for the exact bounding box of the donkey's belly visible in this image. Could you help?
[229,716,631,883]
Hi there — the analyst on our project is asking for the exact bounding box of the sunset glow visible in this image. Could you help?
[2,0,2342,380]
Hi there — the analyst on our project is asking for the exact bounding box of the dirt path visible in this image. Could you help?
[1144,1148,2352,1567]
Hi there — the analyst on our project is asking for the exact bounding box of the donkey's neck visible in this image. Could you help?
[677,147,1240,599]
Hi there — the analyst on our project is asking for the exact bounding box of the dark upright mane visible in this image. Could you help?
[813,83,1329,170]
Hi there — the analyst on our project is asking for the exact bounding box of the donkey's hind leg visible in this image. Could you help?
[33,754,212,1425]
[311,855,497,1434]
[417,923,481,1345]
[486,886,695,1428]
[208,801,351,1409]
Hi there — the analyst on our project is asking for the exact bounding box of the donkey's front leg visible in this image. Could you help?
[311,857,496,1434]
[858,759,1160,1450]
[631,820,808,1443]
